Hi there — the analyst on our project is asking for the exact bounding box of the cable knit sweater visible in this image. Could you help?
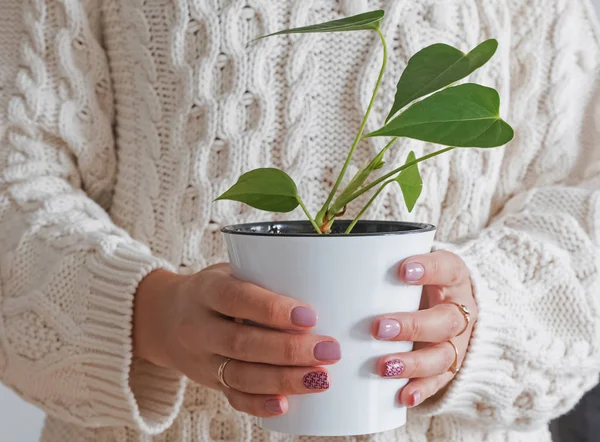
[1,0,599,441]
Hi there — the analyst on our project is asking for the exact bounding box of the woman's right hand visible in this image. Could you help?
[133,263,340,417]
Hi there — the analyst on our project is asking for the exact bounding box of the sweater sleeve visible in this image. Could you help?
[415,1,600,430]
[0,0,186,434]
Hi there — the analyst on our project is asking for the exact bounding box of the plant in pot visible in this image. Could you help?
[217,10,513,437]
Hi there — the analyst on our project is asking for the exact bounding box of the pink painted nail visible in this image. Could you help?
[383,359,404,377]
[404,262,425,282]
[409,390,421,407]
[291,306,318,327]
[265,398,284,414]
[314,341,341,361]
[303,371,330,390]
[377,318,400,339]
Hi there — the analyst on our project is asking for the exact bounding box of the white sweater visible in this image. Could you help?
[0,0,599,441]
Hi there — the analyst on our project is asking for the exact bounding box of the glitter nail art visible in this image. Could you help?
[383,360,404,377]
[303,371,330,389]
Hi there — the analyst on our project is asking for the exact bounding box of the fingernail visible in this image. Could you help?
[314,341,342,361]
[303,371,330,390]
[377,318,400,339]
[291,306,318,327]
[404,262,425,282]
[383,359,404,377]
[265,398,284,414]
[409,391,421,407]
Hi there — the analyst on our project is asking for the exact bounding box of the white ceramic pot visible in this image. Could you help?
[222,220,435,437]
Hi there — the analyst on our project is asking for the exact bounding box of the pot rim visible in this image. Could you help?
[221,220,436,237]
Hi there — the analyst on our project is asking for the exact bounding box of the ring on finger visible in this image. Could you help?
[218,358,233,389]
[447,302,471,337]
[447,340,459,375]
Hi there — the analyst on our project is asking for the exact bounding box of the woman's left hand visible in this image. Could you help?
[372,251,478,408]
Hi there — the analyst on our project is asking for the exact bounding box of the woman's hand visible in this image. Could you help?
[133,264,340,417]
[372,251,478,407]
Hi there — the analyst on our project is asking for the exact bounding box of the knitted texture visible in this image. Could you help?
[0,0,598,441]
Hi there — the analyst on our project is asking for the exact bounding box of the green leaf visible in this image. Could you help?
[395,151,422,213]
[216,168,299,212]
[366,83,514,148]
[257,10,384,40]
[386,39,498,122]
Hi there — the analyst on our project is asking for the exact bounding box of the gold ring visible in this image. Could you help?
[447,340,459,375]
[448,302,471,337]
[218,358,233,389]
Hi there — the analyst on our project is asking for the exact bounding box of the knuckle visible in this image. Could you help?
[278,371,295,393]
[403,316,421,341]
[200,272,224,302]
[283,337,302,364]
[450,256,467,285]
[263,297,281,325]
[447,311,463,338]
[449,262,464,285]
[222,280,246,311]
[226,280,247,308]
[428,257,440,279]
[228,331,249,358]
[409,356,422,377]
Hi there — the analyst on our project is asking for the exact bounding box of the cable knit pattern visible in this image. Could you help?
[0,0,599,441]
[0,0,186,435]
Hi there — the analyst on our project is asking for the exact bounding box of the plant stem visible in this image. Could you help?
[296,196,322,234]
[344,178,394,234]
[335,146,456,212]
[317,27,388,224]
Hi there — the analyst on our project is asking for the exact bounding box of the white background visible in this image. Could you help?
[1,1,600,441]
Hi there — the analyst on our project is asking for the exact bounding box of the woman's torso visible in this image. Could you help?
[43,0,592,440]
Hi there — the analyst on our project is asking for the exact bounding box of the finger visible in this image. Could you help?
[178,314,341,366]
[372,303,470,342]
[224,389,289,417]
[399,251,469,286]
[378,341,456,378]
[202,271,318,331]
[398,373,453,408]
[210,356,330,394]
